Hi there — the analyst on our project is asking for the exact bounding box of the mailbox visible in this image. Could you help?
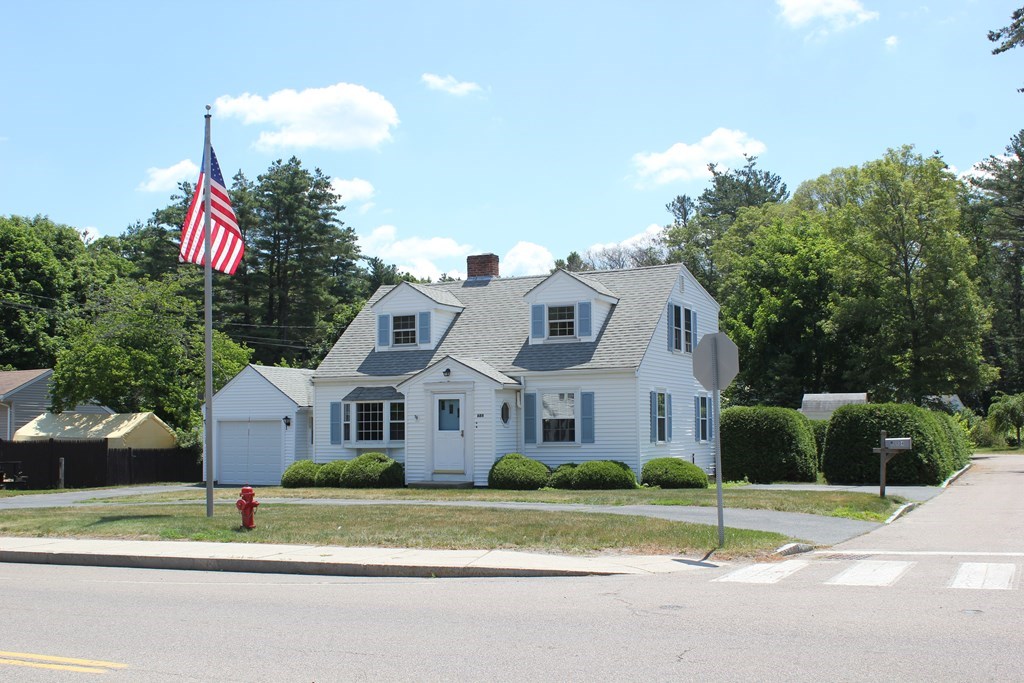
[884,437,912,450]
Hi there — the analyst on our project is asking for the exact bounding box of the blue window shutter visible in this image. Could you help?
[330,402,341,444]
[418,311,431,344]
[694,396,700,443]
[578,301,592,337]
[531,305,545,339]
[667,393,673,442]
[581,392,595,443]
[691,309,698,349]
[377,314,391,347]
[667,303,674,351]
[524,392,537,444]
[650,391,657,442]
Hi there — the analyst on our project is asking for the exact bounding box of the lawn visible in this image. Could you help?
[0,503,792,559]
[90,485,902,522]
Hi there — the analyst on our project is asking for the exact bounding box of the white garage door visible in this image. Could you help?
[218,420,282,485]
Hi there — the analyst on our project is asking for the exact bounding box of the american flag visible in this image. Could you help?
[179,147,244,275]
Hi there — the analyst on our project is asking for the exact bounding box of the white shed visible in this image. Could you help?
[799,393,868,421]
[207,365,314,485]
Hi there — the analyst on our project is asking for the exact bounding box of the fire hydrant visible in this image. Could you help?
[235,486,259,529]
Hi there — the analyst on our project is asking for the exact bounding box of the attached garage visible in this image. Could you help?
[208,365,314,486]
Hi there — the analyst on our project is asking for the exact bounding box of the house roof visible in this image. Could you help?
[249,365,315,407]
[525,269,619,301]
[0,369,50,399]
[343,386,405,401]
[316,263,695,380]
[404,282,465,308]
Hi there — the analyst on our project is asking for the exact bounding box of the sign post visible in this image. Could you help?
[872,431,912,498]
[692,332,739,547]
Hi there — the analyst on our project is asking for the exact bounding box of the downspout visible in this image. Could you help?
[635,366,641,479]
[517,376,525,453]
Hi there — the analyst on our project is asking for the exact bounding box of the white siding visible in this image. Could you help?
[494,389,519,459]
[311,379,407,466]
[636,270,720,475]
[519,370,638,473]
[373,287,458,348]
[293,407,313,463]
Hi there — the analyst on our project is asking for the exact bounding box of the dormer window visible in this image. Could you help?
[393,315,417,345]
[548,306,575,337]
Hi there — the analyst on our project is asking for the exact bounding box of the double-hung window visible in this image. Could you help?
[389,402,405,441]
[335,401,405,444]
[547,306,575,338]
[356,402,384,441]
[392,315,417,345]
[695,395,710,442]
[542,392,576,442]
[669,304,696,353]
[656,392,667,442]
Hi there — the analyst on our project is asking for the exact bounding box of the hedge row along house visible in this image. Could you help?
[209,255,720,486]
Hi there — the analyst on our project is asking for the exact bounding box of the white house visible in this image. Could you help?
[0,369,113,441]
[312,254,720,486]
[207,365,314,485]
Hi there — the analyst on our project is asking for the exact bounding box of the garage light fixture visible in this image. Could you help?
[282,416,292,428]
[442,368,451,377]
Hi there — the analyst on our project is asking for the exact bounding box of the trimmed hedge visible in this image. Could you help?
[280,459,322,488]
[720,406,818,483]
[934,412,971,470]
[810,419,829,470]
[488,453,550,490]
[821,403,963,485]
[641,458,708,489]
[314,458,350,487]
[546,463,577,489]
[572,460,637,489]
[340,452,405,488]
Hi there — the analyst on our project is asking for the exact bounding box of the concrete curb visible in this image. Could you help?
[775,542,814,556]
[884,502,918,524]
[941,463,972,488]
[0,549,600,578]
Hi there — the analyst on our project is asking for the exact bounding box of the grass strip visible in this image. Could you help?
[0,503,791,559]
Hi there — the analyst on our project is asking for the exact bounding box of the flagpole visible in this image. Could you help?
[203,106,215,518]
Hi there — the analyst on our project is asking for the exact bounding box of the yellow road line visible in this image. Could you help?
[0,650,127,673]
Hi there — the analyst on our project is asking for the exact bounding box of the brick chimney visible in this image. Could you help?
[467,253,500,279]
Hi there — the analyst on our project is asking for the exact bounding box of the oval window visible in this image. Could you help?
[500,402,511,424]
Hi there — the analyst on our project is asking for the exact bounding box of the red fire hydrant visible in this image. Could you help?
[235,486,259,529]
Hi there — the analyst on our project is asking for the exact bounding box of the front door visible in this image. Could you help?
[433,394,465,474]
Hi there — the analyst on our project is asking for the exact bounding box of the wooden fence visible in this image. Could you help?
[0,439,202,489]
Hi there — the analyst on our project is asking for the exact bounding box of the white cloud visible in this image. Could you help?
[959,155,1012,184]
[421,73,482,96]
[331,177,375,204]
[777,0,879,37]
[215,83,399,151]
[137,159,199,192]
[885,35,899,49]
[503,242,554,276]
[632,128,767,187]
[358,224,474,281]
[588,224,664,254]
[79,226,100,244]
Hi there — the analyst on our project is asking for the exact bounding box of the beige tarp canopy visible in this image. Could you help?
[13,412,177,449]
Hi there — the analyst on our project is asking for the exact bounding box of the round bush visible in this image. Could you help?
[641,458,708,489]
[314,458,349,487]
[546,463,577,489]
[488,453,550,490]
[720,406,817,484]
[339,452,405,488]
[280,459,322,488]
[572,460,638,489]
[821,403,955,485]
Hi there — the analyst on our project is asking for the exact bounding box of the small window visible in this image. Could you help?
[542,392,576,442]
[656,392,667,442]
[501,402,511,424]
[389,402,405,441]
[684,308,694,353]
[672,306,683,352]
[393,315,416,345]
[548,305,575,337]
[343,404,351,441]
[698,395,709,441]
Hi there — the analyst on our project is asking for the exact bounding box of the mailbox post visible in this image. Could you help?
[872,430,912,498]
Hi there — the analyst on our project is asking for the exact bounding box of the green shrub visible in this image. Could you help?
[822,403,957,485]
[934,411,971,470]
[488,453,550,490]
[720,406,818,484]
[546,463,577,489]
[810,419,829,470]
[314,458,349,487]
[572,460,638,489]
[280,459,322,488]
[641,458,708,489]
[339,452,405,488]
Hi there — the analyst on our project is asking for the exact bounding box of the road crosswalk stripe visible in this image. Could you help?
[825,560,914,587]
[950,563,1016,590]
[714,559,810,584]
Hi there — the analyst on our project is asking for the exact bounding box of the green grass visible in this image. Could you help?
[971,446,1022,454]
[88,485,903,523]
[0,503,791,559]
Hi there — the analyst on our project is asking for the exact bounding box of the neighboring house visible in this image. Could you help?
[312,254,720,486]
[207,365,314,485]
[799,393,869,421]
[14,411,177,449]
[0,369,114,441]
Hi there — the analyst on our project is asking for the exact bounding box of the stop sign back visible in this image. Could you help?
[693,332,739,391]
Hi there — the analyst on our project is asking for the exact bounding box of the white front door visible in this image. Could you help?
[433,394,466,474]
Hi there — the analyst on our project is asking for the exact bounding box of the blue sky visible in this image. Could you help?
[2,1,1021,279]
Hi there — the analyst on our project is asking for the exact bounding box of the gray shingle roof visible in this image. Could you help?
[315,264,688,380]
[250,365,315,406]
[396,282,465,308]
[342,386,404,401]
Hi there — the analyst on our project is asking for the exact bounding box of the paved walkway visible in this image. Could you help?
[0,475,960,577]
